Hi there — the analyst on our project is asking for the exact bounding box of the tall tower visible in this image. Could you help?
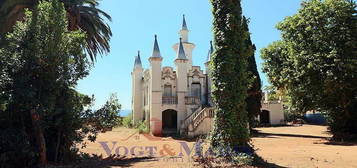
[173,15,195,69]
[175,38,189,130]
[205,41,214,106]
[132,51,143,123]
[149,35,163,136]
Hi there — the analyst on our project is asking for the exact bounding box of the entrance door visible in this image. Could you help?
[162,109,177,135]
[260,110,270,124]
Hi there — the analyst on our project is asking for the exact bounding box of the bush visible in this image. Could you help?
[0,128,36,168]
[194,144,254,167]
[284,110,304,122]
[86,93,121,131]
[121,113,133,128]
[232,153,254,166]
[135,121,149,134]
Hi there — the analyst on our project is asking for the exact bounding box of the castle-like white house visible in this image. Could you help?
[132,16,285,137]
[131,16,214,136]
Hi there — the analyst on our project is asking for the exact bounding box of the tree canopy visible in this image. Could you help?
[0,0,112,61]
[261,0,357,140]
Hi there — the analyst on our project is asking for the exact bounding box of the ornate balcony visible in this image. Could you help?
[162,96,178,105]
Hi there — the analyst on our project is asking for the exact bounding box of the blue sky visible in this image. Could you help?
[76,0,302,110]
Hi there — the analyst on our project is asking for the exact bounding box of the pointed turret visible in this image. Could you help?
[174,15,195,70]
[151,35,162,58]
[134,50,142,69]
[206,41,214,63]
[174,37,189,125]
[182,14,188,30]
[148,36,163,136]
[132,51,143,124]
[176,38,187,60]
[179,15,189,43]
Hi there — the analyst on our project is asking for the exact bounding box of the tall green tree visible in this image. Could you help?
[0,1,120,167]
[2,1,94,166]
[243,17,262,129]
[1,0,90,165]
[0,0,112,61]
[261,0,357,140]
[209,0,250,151]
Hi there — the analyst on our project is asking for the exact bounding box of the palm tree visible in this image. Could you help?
[0,0,112,61]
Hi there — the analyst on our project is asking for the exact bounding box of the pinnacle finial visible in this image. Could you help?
[177,38,187,60]
[134,50,142,69]
[182,14,188,30]
[151,34,162,58]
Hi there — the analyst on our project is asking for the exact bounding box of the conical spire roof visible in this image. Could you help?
[134,50,142,69]
[176,38,187,60]
[151,35,162,58]
[182,14,188,30]
[207,41,214,62]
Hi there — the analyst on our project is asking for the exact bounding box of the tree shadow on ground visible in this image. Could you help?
[171,136,199,142]
[63,155,157,168]
[253,129,357,146]
[322,141,357,146]
[252,153,288,168]
[252,130,328,139]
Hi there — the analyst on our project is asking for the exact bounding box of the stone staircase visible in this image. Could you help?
[182,107,215,137]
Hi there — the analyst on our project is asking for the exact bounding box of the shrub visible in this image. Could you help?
[135,121,149,134]
[121,113,133,128]
[284,110,304,122]
[86,93,121,131]
[0,128,36,168]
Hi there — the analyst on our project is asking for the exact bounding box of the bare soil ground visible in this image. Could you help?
[80,125,357,168]
[253,125,357,168]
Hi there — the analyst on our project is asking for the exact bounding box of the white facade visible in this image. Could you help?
[131,16,213,136]
[132,16,285,136]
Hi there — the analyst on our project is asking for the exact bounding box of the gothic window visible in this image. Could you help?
[164,85,172,97]
[191,83,201,98]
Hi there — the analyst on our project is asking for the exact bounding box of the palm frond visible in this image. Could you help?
[0,0,112,62]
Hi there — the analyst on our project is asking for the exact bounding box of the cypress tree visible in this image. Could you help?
[243,17,262,129]
[209,0,250,151]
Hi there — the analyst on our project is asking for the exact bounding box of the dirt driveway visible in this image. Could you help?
[253,125,357,168]
[81,125,357,168]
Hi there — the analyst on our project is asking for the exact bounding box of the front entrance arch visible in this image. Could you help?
[162,109,177,135]
[260,110,270,124]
